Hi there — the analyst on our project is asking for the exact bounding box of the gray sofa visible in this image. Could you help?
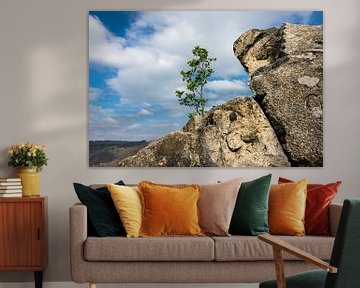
[70,202,342,288]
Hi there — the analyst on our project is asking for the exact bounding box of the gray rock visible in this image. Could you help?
[119,97,290,167]
[118,131,199,167]
[233,27,281,76]
[234,23,323,166]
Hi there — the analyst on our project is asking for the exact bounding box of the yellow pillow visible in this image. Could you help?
[107,183,142,238]
[138,181,204,237]
[269,179,307,236]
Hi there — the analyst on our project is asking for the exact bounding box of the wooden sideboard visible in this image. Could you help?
[0,197,47,288]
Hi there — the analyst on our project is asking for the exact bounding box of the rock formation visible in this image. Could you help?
[234,23,323,166]
[119,97,290,167]
[118,23,322,167]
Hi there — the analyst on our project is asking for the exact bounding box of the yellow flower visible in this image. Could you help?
[8,142,48,170]
[38,145,46,151]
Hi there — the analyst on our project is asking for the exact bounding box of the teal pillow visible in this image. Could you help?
[229,174,271,236]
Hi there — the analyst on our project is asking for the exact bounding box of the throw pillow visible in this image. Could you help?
[107,183,142,238]
[269,179,307,236]
[279,177,341,236]
[229,174,272,236]
[198,177,242,236]
[73,181,126,237]
[138,181,203,237]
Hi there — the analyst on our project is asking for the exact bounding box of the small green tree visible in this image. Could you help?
[176,46,216,118]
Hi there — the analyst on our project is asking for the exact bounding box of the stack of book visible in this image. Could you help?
[0,178,22,197]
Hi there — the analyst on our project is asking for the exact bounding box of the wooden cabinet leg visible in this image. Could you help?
[34,271,43,288]
[90,283,97,288]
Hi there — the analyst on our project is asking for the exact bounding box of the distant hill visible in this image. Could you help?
[89,140,149,167]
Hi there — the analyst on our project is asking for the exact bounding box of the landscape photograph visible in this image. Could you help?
[88,10,323,167]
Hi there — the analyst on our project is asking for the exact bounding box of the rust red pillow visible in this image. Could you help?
[278,177,341,236]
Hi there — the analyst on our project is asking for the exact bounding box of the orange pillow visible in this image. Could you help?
[278,177,341,236]
[138,181,204,237]
[269,179,307,236]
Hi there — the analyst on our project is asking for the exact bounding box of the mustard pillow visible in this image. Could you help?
[107,183,142,238]
[138,181,204,237]
[269,179,307,236]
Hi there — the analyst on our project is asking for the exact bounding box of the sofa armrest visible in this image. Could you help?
[329,203,342,237]
[258,233,337,288]
[69,203,88,283]
[258,234,337,273]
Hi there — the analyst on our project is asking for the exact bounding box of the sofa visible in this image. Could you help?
[70,201,342,287]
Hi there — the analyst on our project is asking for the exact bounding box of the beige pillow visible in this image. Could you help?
[198,178,242,236]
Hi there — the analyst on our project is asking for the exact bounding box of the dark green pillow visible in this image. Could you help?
[73,181,126,237]
[229,174,272,236]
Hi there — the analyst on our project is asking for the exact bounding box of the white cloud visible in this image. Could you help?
[206,80,248,92]
[89,16,125,68]
[89,12,255,107]
[89,104,116,124]
[89,87,102,101]
[101,117,118,125]
[128,123,142,130]
[138,108,153,116]
[89,11,312,105]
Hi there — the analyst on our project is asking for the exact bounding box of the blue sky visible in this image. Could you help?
[89,11,323,141]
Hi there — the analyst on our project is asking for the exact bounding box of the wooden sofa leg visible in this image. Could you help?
[89,283,96,288]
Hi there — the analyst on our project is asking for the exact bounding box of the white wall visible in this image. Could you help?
[0,0,359,283]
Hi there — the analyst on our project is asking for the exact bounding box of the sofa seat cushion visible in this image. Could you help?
[84,236,214,261]
[212,236,334,261]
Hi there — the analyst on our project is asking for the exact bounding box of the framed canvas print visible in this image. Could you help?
[89,11,323,167]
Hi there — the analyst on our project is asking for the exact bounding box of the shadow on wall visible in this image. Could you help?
[0,1,88,283]
[0,149,10,177]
